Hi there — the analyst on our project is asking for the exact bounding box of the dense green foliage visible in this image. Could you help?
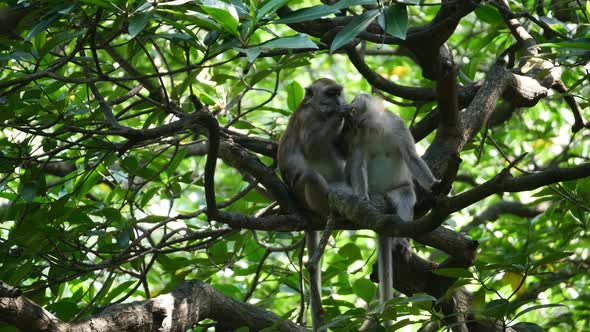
[0,0,589,331]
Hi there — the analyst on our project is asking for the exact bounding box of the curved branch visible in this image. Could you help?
[190,96,220,219]
[346,47,437,101]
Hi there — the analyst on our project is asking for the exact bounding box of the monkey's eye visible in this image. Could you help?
[325,86,342,96]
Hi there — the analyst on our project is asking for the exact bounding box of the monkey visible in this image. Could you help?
[277,78,351,331]
[344,93,439,320]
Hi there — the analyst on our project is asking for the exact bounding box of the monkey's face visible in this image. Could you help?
[351,93,372,115]
[304,78,347,116]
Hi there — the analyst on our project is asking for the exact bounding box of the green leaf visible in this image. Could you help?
[484,299,509,318]
[250,69,274,85]
[261,34,317,49]
[18,181,38,203]
[122,156,139,173]
[129,12,152,38]
[208,241,229,264]
[201,2,240,36]
[213,283,242,298]
[353,278,376,303]
[25,14,59,41]
[474,6,503,25]
[431,268,473,278]
[231,0,249,17]
[538,39,590,50]
[257,0,290,21]
[101,207,122,223]
[532,251,574,270]
[330,9,379,53]
[471,287,486,311]
[232,120,256,129]
[0,158,15,173]
[331,0,378,10]
[261,308,297,332]
[74,168,102,199]
[243,190,271,203]
[235,47,262,63]
[39,30,86,57]
[173,70,199,99]
[510,322,546,332]
[78,0,116,10]
[116,228,133,247]
[383,4,407,40]
[389,318,413,331]
[274,5,337,24]
[48,301,79,321]
[102,280,136,304]
[157,9,222,32]
[140,187,160,207]
[286,81,304,112]
[338,243,363,261]
[158,0,193,6]
[514,304,565,320]
[166,147,188,175]
[396,294,436,304]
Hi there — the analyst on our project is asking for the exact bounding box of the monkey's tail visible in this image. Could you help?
[306,230,325,331]
[378,235,394,325]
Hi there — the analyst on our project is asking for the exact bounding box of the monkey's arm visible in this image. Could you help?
[395,124,438,190]
[282,159,331,214]
[405,149,438,190]
[346,145,369,200]
[303,113,345,149]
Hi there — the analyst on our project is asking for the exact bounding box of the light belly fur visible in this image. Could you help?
[367,154,411,193]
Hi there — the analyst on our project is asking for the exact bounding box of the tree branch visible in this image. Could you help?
[0,281,305,332]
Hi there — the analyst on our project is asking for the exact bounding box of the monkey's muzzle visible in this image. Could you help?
[339,104,353,112]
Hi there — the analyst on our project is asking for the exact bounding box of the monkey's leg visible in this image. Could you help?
[387,186,416,263]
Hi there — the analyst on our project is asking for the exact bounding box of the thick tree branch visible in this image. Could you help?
[423,64,518,186]
[448,163,590,212]
[461,200,546,232]
[346,47,437,101]
[493,0,587,132]
[0,281,305,332]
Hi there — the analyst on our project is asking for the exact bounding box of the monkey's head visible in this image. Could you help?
[302,78,348,116]
[350,93,375,114]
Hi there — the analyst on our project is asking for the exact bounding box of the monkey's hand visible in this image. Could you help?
[319,104,348,121]
[430,179,443,193]
[329,104,352,119]
[339,104,353,113]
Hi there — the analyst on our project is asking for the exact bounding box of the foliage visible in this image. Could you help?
[0,0,589,331]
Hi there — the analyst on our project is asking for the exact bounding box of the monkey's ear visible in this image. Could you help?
[301,86,314,105]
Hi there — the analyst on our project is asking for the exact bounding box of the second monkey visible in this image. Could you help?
[344,93,439,321]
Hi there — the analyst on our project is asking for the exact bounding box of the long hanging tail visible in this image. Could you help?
[380,187,416,325]
[378,235,394,325]
[307,230,325,331]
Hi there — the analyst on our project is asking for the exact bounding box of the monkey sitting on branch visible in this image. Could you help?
[344,93,439,323]
[277,78,352,331]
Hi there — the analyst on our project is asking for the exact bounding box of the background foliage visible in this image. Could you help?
[0,0,589,331]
